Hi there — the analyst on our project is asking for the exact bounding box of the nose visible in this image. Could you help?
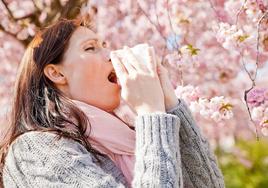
[102,48,111,63]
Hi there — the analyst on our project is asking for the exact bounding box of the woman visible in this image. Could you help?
[0,18,225,187]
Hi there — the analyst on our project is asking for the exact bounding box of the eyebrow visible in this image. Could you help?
[81,38,98,45]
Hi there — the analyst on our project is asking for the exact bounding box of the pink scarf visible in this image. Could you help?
[72,100,136,186]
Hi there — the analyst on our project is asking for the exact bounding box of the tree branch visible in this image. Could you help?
[137,0,167,43]
[1,0,16,21]
[253,11,268,80]
[166,0,179,51]
[0,25,27,46]
[207,0,222,22]
[243,11,268,140]
[235,0,248,25]
[60,0,86,19]
[0,0,88,47]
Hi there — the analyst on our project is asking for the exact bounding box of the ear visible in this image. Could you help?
[44,64,67,85]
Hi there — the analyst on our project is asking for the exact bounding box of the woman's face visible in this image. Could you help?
[60,26,121,112]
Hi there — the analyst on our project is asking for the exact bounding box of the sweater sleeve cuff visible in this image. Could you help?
[166,99,195,121]
[134,113,180,150]
[166,98,186,114]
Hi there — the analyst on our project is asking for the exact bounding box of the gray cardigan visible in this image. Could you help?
[3,99,225,187]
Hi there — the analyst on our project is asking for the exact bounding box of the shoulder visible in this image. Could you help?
[11,131,69,145]
[10,131,60,150]
[12,131,87,151]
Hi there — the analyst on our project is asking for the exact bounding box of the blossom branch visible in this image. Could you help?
[31,0,41,12]
[136,0,167,43]
[0,0,16,21]
[0,0,87,47]
[0,24,19,41]
[243,11,268,139]
[254,11,268,80]
[153,0,161,32]
[235,0,248,25]
[166,0,179,51]
[236,47,255,131]
[207,0,222,22]
[256,0,268,13]
[0,21,30,46]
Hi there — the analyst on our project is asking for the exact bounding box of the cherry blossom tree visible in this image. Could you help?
[0,0,268,150]
[80,0,268,147]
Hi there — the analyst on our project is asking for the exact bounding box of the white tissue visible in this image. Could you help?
[130,43,150,65]
[111,43,152,65]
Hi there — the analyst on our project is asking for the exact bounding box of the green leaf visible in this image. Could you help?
[237,35,249,42]
[186,44,200,56]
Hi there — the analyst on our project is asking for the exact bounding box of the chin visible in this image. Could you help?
[111,99,121,111]
[104,95,121,112]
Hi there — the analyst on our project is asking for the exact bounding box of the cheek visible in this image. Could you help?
[69,65,100,91]
[67,62,107,97]
[68,56,99,85]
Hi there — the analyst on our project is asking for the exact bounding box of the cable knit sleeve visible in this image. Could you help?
[133,113,183,188]
[3,113,183,188]
[167,99,225,188]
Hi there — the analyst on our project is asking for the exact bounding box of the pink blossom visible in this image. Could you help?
[261,127,268,136]
[251,106,265,121]
[247,88,268,107]
[256,0,268,13]
[174,85,200,102]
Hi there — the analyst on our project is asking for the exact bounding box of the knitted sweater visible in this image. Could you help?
[3,99,225,188]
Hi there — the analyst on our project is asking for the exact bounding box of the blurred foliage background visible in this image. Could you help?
[217,138,268,188]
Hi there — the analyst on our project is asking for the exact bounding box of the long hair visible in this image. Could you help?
[0,18,105,186]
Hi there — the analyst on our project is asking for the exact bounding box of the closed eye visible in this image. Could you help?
[85,46,95,51]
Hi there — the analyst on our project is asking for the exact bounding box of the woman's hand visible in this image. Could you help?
[152,49,178,111]
[111,46,166,116]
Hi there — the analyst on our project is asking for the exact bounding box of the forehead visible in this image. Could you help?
[69,26,99,45]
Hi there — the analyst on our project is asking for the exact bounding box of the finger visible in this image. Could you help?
[148,47,157,75]
[123,46,147,72]
[110,52,127,83]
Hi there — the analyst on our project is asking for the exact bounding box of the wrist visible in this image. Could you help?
[165,96,179,111]
[136,105,166,116]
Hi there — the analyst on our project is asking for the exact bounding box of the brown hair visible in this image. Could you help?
[0,18,104,185]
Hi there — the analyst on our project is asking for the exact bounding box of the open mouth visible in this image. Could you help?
[108,70,118,84]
